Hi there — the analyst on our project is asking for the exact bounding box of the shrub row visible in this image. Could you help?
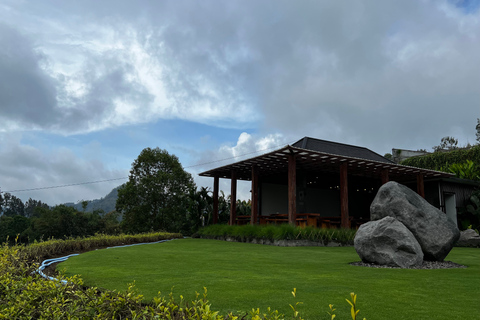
[196,224,357,245]
[18,231,183,262]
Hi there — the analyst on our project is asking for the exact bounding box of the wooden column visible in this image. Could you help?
[381,168,389,185]
[212,176,219,224]
[250,166,259,225]
[288,153,297,225]
[229,171,237,225]
[417,174,425,198]
[340,163,350,228]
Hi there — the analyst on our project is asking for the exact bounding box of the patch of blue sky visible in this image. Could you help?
[139,119,253,166]
[450,0,480,13]
[21,120,253,173]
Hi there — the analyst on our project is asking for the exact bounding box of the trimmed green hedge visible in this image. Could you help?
[401,145,480,172]
[21,231,183,262]
[197,224,357,245]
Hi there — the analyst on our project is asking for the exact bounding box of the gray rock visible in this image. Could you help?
[370,181,460,261]
[456,229,480,247]
[354,216,423,268]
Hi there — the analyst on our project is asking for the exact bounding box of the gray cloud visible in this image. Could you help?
[1,1,479,151]
[0,24,58,130]
[0,133,127,205]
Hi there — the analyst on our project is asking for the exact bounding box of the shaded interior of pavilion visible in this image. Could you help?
[200,144,453,229]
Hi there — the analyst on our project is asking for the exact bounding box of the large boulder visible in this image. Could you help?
[354,216,423,268]
[371,181,460,261]
[456,229,480,247]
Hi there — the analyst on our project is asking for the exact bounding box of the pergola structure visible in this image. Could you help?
[199,139,454,228]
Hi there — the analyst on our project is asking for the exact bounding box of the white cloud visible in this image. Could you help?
[190,132,289,200]
[0,4,261,135]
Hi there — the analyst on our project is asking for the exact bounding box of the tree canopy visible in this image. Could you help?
[116,148,196,233]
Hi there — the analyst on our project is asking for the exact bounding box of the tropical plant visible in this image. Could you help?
[458,190,480,231]
[448,160,480,181]
[188,187,213,234]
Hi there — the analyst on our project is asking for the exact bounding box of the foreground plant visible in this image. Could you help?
[328,292,366,320]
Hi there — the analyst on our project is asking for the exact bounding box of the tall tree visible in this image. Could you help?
[116,148,195,233]
[1,193,25,217]
[24,198,49,218]
[433,136,458,152]
[476,118,480,144]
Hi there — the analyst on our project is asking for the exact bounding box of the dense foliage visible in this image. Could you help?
[0,193,49,217]
[400,144,480,179]
[197,224,357,245]
[0,204,121,245]
[447,160,480,181]
[0,186,236,244]
[458,189,480,231]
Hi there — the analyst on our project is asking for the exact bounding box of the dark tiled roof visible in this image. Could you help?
[292,137,394,164]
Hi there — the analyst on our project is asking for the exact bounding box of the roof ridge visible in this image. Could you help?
[293,136,394,164]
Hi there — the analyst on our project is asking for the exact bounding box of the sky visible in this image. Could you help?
[1,0,479,206]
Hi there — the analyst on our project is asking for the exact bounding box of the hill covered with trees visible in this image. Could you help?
[64,187,120,214]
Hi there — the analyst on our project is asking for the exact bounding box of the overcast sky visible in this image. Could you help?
[1,0,479,205]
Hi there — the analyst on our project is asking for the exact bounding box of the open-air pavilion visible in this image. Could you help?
[199,137,455,229]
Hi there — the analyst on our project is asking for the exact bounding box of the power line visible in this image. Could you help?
[2,139,297,194]
[3,177,128,193]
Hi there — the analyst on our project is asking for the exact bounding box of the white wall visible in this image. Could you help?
[444,193,458,227]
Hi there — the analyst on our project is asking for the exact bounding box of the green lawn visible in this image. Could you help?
[58,238,480,320]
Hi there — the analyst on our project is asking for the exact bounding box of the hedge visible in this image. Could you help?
[400,145,480,172]
[196,224,357,245]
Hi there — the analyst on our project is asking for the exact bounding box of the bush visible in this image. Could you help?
[458,189,480,231]
[197,224,357,245]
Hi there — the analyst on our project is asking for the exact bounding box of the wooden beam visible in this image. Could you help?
[417,174,425,198]
[212,176,219,224]
[288,153,296,225]
[340,163,350,228]
[251,166,259,225]
[381,168,389,185]
[230,171,237,225]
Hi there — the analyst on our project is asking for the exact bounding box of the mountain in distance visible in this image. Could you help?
[64,186,120,214]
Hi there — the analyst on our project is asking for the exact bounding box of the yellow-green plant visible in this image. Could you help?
[328,304,336,320]
[289,288,304,320]
[327,292,366,320]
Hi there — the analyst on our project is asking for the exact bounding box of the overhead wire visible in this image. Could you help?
[2,139,297,194]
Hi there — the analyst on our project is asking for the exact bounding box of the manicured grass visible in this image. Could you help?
[58,238,480,320]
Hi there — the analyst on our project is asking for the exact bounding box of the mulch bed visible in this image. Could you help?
[350,260,467,269]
